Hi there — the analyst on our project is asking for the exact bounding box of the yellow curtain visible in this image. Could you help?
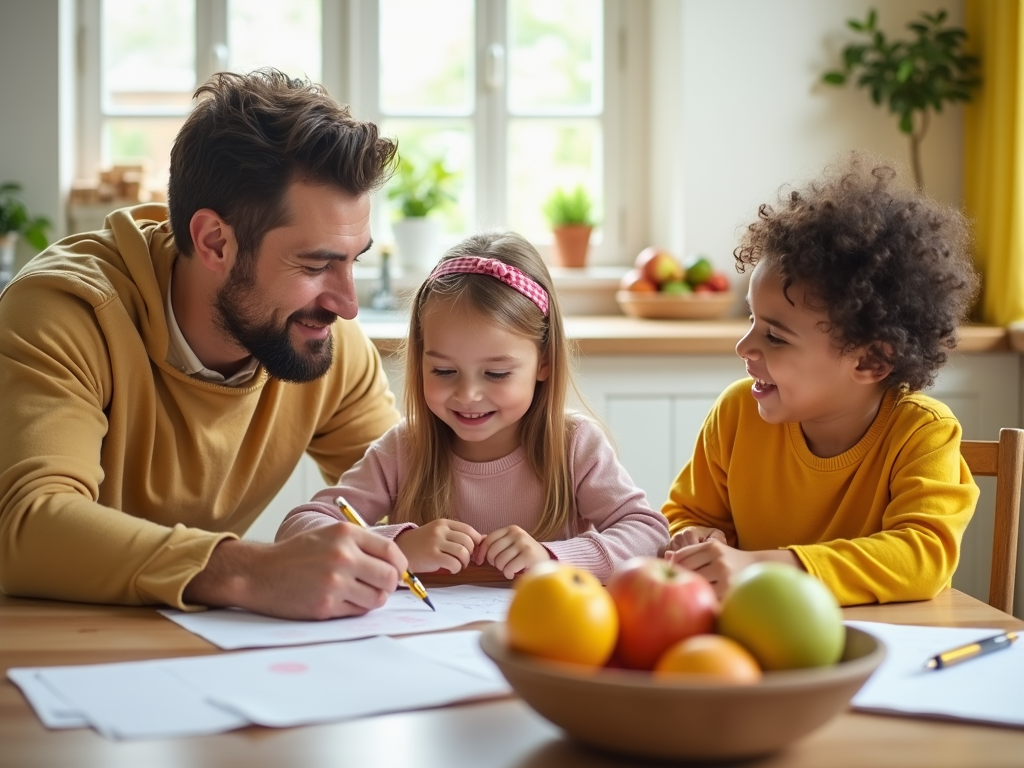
[964,0,1024,325]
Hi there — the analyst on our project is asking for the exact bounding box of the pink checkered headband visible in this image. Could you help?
[426,256,550,316]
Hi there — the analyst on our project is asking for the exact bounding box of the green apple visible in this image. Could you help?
[684,256,714,287]
[661,279,693,295]
[717,563,844,670]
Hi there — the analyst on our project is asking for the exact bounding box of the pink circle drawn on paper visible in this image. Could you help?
[268,662,309,674]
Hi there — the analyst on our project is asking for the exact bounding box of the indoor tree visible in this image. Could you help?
[822,8,980,190]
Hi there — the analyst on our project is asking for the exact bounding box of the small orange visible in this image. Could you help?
[506,563,618,668]
[653,634,762,684]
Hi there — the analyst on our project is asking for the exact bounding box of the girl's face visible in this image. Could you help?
[734,263,887,457]
[420,298,550,462]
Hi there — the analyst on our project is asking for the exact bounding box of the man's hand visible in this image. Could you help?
[395,520,484,574]
[665,525,728,552]
[665,539,802,599]
[473,525,551,579]
[183,523,408,620]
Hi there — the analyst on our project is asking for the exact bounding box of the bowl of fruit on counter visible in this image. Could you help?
[616,248,735,319]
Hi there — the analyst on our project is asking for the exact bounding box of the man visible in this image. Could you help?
[0,69,409,619]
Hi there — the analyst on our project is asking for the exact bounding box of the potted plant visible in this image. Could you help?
[820,8,980,190]
[386,155,459,274]
[542,185,597,268]
[0,182,51,288]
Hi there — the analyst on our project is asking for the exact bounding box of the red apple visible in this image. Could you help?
[605,556,719,670]
[619,268,658,293]
[705,273,730,292]
[634,247,684,287]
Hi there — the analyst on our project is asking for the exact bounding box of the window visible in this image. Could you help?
[77,0,645,263]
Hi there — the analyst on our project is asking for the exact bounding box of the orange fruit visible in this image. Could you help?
[506,563,618,667]
[653,634,762,684]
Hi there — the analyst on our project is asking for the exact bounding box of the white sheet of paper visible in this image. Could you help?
[396,629,510,686]
[160,585,512,649]
[34,658,248,740]
[167,635,510,728]
[6,668,89,729]
[848,620,1024,728]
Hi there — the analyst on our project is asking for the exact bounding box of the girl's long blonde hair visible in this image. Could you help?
[392,231,578,541]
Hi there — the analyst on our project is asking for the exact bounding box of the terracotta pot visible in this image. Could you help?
[550,225,592,268]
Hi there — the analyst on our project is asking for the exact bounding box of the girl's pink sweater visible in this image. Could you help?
[276,416,669,581]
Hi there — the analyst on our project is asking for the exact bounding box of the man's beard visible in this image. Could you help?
[214,272,336,383]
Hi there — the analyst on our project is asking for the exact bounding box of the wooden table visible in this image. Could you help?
[2,589,1022,768]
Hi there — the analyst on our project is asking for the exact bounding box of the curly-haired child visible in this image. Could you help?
[664,154,981,606]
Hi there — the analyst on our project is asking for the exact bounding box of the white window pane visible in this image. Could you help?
[379,120,472,239]
[228,0,322,82]
[508,0,602,115]
[380,0,474,115]
[102,0,195,111]
[102,117,181,196]
[507,119,601,241]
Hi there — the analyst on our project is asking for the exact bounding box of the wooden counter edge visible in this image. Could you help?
[366,318,1012,356]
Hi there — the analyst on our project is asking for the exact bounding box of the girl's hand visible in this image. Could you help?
[395,520,483,574]
[665,526,727,552]
[665,540,801,600]
[474,525,551,579]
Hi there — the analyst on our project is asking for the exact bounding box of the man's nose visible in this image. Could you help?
[320,270,359,320]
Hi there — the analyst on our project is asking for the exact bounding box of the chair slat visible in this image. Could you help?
[962,428,1024,616]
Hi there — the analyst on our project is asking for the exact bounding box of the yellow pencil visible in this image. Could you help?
[333,496,436,611]
[924,631,1018,670]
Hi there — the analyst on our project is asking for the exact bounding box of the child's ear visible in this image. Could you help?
[852,343,894,384]
[536,351,551,382]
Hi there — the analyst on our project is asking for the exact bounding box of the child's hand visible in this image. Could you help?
[666,526,727,552]
[395,520,483,574]
[473,525,551,579]
[666,540,802,599]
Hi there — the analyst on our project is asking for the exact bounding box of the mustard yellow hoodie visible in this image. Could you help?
[0,205,400,608]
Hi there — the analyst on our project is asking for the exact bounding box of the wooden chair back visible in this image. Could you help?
[961,428,1024,614]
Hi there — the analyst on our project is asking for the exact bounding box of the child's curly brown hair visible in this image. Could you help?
[734,154,980,392]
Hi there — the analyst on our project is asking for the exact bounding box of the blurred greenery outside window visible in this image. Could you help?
[82,0,621,260]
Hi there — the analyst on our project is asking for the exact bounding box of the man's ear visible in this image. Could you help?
[852,342,894,384]
[189,209,237,276]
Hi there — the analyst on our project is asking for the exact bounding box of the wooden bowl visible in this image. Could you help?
[479,624,884,761]
[616,290,735,320]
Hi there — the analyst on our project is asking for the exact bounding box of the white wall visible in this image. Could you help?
[650,0,966,280]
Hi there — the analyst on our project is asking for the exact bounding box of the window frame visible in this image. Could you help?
[76,0,648,265]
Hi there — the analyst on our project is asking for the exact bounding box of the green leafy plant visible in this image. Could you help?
[386,156,459,218]
[821,8,980,190]
[542,185,597,228]
[0,182,51,250]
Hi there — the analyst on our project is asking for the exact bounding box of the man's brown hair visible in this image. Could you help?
[168,68,397,269]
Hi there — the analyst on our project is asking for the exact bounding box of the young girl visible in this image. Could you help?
[664,155,981,606]
[277,231,669,580]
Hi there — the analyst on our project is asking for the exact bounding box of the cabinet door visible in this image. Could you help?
[578,355,745,506]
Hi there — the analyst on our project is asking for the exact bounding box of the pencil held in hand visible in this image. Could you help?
[333,496,436,611]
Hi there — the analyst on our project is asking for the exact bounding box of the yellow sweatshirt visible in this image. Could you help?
[0,205,400,609]
[662,379,979,605]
